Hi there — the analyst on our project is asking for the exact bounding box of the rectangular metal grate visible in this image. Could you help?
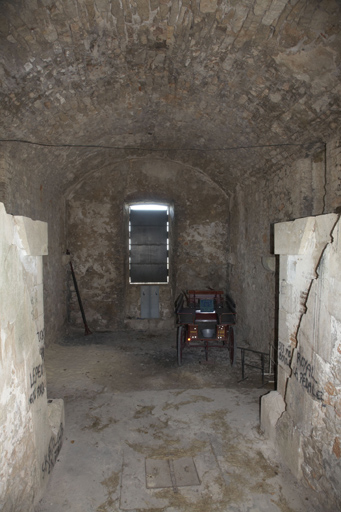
[145,457,200,490]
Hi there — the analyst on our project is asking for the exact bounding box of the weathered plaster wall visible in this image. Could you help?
[0,202,64,512]
[262,213,341,510]
[228,137,340,352]
[0,145,66,346]
[66,158,229,332]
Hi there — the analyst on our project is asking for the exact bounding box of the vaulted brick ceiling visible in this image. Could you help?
[0,0,340,190]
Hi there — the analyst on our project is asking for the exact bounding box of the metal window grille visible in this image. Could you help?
[129,207,169,284]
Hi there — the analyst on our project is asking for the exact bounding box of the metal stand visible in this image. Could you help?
[238,346,273,386]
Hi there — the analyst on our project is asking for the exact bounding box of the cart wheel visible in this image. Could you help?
[177,325,184,366]
[228,326,236,366]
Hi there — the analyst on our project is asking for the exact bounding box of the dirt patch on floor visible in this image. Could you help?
[46,330,272,400]
[37,333,322,512]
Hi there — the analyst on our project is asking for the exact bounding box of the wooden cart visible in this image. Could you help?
[175,290,236,366]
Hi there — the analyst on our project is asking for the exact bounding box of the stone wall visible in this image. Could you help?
[261,213,341,510]
[66,158,229,332]
[1,137,340,348]
[228,137,340,352]
[0,0,340,347]
[0,202,64,511]
[0,144,67,346]
[326,137,341,213]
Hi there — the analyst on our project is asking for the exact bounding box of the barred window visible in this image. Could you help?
[129,204,169,284]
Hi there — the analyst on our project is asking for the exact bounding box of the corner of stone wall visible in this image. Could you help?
[275,410,304,479]
[267,213,341,509]
[0,202,65,511]
[260,391,285,446]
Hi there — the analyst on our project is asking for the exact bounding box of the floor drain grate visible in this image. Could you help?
[145,457,200,492]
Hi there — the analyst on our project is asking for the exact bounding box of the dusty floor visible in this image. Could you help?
[35,331,323,512]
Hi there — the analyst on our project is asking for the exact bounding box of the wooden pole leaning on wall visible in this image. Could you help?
[66,250,92,336]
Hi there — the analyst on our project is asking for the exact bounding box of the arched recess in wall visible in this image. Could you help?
[64,157,230,332]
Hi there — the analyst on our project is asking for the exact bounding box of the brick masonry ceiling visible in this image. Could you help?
[0,0,340,188]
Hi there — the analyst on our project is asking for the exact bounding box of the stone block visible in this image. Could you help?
[36,257,43,285]
[200,0,218,14]
[47,398,65,437]
[285,376,316,436]
[0,202,14,247]
[279,279,295,313]
[254,0,272,17]
[0,202,62,511]
[279,254,288,280]
[14,216,48,256]
[260,391,285,445]
[278,313,291,346]
[276,411,303,479]
[136,0,150,22]
[302,283,332,362]
[285,255,302,285]
[275,215,341,508]
[274,215,337,256]
[330,316,341,359]
[275,217,313,255]
[277,364,289,397]
[262,0,287,26]
[278,338,292,370]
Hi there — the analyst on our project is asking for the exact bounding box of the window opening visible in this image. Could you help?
[129,204,169,284]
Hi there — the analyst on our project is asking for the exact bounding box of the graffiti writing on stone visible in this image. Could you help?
[293,352,324,401]
[37,329,45,343]
[29,363,45,405]
[42,423,64,477]
[278,341,292,367]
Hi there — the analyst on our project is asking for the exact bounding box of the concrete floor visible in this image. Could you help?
[35,331,323,512]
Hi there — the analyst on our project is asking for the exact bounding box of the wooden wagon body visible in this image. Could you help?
[175,290,236,365]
